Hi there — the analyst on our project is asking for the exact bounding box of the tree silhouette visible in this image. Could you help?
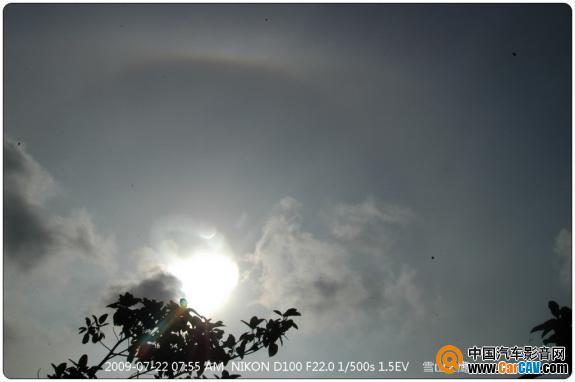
[47,293,301,378]
[531,301,571,352]
[521,300,571,378]
[531,301,571,363]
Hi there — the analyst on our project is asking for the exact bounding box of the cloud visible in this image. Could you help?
[3,138,115,270]
[107,269,183,303]
[249,197,424,332]
[554,228,571,287]
[327,198,413,241]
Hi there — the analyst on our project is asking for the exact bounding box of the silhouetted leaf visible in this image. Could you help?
[78,354,88,369]
[55,363,66,375]
[531,319,554,333]
[283,308,301,317]
[237,342,245,359]
[98,314,108,324]
[549,301,560,318]
[273,310,282,316]
[82,333,89,344]
[85,317,91,326]
[223,334,235,348]
[244,333,255,342]
[249,316,264,328]
[268,342,278,357]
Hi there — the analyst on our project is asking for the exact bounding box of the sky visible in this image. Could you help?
[3,3,572,378]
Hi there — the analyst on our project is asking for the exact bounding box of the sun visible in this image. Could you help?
[168,253,239,315]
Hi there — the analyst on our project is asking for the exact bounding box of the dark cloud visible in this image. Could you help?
[108,271,183,303]
[128,271,183,302]
[3,138,114,270]
[4,193,56,268]
[4,138,56,268]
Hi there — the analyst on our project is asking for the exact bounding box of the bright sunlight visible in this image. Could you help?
[168,253,239,315]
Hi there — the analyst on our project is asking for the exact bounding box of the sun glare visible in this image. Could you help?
[169,253,239,315]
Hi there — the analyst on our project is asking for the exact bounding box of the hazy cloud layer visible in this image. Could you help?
[555,228,571,288]
[4,138,115,270]
[250,197,425,331]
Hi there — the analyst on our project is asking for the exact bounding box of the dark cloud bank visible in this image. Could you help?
[4,138,113,270]
[107,270,183,304]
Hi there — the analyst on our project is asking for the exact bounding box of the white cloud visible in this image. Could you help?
[249,197,425,333]
[554,228,571,288]
[328,198,413,240]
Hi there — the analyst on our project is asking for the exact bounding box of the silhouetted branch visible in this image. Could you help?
[47,293,301,379]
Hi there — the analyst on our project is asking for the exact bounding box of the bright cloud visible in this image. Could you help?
[249,197,425,332]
